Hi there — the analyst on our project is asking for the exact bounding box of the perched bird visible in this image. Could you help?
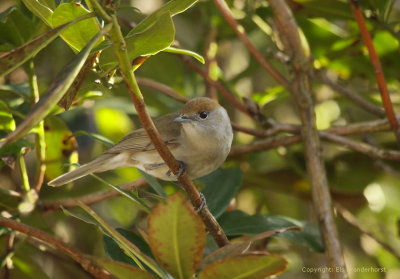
[48,97,233,186]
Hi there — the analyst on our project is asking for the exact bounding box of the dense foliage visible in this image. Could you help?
[1,0,400,278]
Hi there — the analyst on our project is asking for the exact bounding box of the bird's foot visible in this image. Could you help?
[166,160,186,180]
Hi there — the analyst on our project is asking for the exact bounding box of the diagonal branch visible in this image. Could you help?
[349,0,400,144]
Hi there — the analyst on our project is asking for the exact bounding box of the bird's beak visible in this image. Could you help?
[173,115,190,123]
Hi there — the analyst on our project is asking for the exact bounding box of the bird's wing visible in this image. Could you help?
[105,113,181,154]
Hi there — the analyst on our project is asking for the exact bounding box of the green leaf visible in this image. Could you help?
[52,3,102,52]
[44,116,78,180]
[21,0,53,26]
[96,258,158,279]
[0,24,112,150]
[0,100,16,132]
[164,46,205,64]
[128,0,199,35]
[294,0,353,20]
[0,6,36,46]
[199,167,242,218]
[148,192,206,279]
[99,12,175,74]
[139,170,167,198]
[218,210,324,252]
[0,12,95,79]
[103,228,154,267]
[198,253,288,279]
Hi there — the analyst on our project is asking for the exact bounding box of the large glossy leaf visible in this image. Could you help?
[43,116,78,180]
[198,253,288,279]
[99,12,175,74]
[218,210,324,252]
[96,258,158,279]
[147,192,206,279]
[0,13,94,79]
[199,167,242,218]
[0,24,111,150]
[52,3,102,52]
[127,0,199,35]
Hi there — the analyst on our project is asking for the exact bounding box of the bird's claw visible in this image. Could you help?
[195,193,206,212]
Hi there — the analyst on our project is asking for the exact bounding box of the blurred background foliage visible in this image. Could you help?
[1,0,400,278]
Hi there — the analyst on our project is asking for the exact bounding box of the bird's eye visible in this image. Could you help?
[199,111,208,119]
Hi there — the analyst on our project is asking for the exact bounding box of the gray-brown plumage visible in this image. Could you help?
[48,97,233,186]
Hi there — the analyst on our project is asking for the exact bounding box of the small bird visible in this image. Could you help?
[48,97,233,186]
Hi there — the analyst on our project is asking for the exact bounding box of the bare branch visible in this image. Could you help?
[267,1,347,277]
[0,216,112,279]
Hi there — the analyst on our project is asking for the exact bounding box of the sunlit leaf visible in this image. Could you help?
[0,100,16,132]
[164,46,205,64]
[21,0,53,26]
[148,192,206,279]
[44,116,78,180]
[52,3,102,52]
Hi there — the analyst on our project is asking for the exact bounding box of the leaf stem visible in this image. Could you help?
[27,60,46,192]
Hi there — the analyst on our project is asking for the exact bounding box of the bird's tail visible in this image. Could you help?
[48,154,118,187]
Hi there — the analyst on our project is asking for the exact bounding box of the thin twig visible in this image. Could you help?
[267,1,347,277]
[335,203,400,261]
[229,135,302,157]
[179,54,251,117]
[136,77,188,103]
[349,0,400,144]
[316,69,385,118]
[213,0,289,88]
[0,216,112,278]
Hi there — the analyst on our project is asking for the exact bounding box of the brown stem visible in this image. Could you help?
[267,1,347,277]
[349,0,400,144]
[213,0,289,88]
[0,216,112,279]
